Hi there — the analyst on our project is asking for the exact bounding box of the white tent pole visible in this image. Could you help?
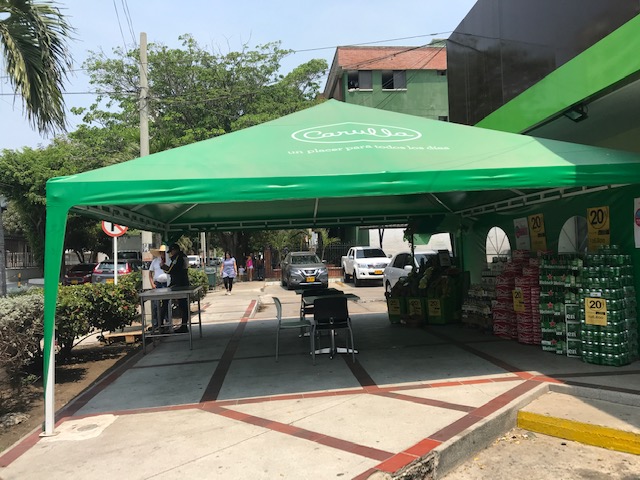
[43,342,55,435]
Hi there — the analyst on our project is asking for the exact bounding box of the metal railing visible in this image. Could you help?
[5,251,37,269]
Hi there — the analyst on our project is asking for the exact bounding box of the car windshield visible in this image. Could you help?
[69,264,94,273]
[357,249,386,258]
[291,255,321,264]
[414,253,436,265]
[98,262,133,272]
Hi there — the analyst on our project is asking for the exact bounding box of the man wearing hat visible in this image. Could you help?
[162,243,190,333]
[148,245,170,329]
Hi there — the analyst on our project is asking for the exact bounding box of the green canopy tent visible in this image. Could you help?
[42,100,640,433]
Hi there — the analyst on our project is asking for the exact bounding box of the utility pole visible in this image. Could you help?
[0,196,7,296]
[140,32,149,158]
[139,32,153,289]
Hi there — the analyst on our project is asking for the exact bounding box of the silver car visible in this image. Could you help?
[280,252,329,290]
[91,259,143,283]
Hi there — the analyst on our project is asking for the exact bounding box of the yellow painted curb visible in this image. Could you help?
[518,410,640,455]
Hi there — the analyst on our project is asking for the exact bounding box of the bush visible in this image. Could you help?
[83,282,139,335]
[55,279,139,357]
[188,269,209,301]
[56,285,92,357]
[0,291,44,388]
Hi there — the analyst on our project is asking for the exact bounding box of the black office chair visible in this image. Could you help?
[311,296,355,365]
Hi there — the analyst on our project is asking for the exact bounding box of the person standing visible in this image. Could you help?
[256,254,265,281]
[220,251,238,295]
[246,254,254,281]
[148,245,170,329]
[162,243,190,333]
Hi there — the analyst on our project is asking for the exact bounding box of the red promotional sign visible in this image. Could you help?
[101,221,128,237]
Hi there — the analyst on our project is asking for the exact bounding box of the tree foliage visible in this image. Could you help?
[0,133,135,264]
[81,36,327,150]
[0,0,74,133]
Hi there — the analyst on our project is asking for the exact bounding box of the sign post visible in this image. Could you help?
[101,221,129,285]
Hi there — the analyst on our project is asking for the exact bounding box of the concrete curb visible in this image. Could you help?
[431,382,550,479]
[548,382,640,408]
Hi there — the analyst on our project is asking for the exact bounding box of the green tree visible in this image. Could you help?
[81,36,327,150]
[0,0,74,133]
[0,132,135,265]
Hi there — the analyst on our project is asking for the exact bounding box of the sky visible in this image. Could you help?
[0,0,477,151]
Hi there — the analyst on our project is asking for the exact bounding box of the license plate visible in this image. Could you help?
[106,278,114,284]
[71,280,78,284]
[305,276,315,283]
[374,270,383,275]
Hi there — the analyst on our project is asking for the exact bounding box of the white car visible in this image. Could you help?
[341,246,390,286]
[187,255,201,268]
[383,250,438,294]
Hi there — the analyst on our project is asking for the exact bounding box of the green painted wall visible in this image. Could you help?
[342,70,449,119]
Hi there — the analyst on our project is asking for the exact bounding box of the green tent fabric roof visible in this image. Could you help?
[48,99,640,233]
[41,99,640,433]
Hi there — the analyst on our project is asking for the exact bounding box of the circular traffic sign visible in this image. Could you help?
[101,221,128,237]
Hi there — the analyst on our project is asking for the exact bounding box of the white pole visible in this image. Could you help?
[113,236,118,285]
[42,342,55,435]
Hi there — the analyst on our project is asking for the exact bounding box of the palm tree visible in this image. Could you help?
[316,228,339,262]
[0,0,74,134]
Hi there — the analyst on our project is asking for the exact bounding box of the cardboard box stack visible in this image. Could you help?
[462,267,497,331]
[515,261,540,345]
[538,253,583,355]
[579,245,638,366]
[493,264,518,339]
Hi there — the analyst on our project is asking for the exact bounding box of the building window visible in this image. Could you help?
[382,70,406,90]
[347,70,372,90]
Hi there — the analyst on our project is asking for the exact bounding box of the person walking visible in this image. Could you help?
[162,243,190,333]
[220,251,238,295]
[148,245,170,329]
[246,254,254,281]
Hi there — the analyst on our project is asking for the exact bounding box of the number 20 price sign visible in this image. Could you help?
[585,297,607,326]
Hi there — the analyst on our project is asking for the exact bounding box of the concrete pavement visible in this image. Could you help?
[0,280,639,479]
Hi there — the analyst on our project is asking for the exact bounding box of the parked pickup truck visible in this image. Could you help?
[341,246,390,286]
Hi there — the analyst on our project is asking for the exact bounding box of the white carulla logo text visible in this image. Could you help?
[291,122,421,144]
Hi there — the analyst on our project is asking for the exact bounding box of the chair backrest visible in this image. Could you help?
[313,296,349,329]
[301,288,342,300]
[273,297,282,323]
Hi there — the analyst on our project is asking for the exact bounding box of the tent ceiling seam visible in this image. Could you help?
[429,193,454,213]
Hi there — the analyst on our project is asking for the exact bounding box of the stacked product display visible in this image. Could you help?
[579,245,639,366]
[514,259,540,345]
[492,250,540,342]
[538,254,583,355]
[462,265,498,331]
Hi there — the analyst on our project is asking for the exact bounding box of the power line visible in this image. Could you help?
[293,31,453,53]
[112,0,130,53]
[121,0,137,46]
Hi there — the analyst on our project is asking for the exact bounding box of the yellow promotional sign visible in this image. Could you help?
[512,288,525,313]
[428,299,441,317]
[528,213,547,251]
[585,297,607,326]
[408,298,424,316]
[587,206,610,252]
[387,298,402,315]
